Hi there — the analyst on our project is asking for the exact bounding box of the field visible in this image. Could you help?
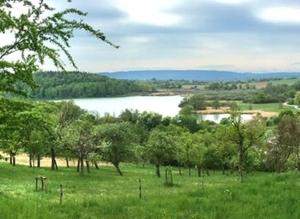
[238,102,298,113]
[0,162,299,219]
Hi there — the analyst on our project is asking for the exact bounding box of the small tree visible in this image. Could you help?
[294,91,300,106]
[96,122,138,176]
[228,108,266,182]
[177,132,195,176]
[145,128,177,177]
[64,114,96,174]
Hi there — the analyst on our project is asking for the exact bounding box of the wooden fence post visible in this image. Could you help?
[35,177,39,191]
[60,184,63,205]
[138,179,142,199]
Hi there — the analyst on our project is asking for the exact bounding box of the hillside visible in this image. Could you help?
[27,71,152,99]
[99,70,300,81]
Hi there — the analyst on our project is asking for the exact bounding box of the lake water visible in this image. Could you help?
[72,96,184,117]
[201,114,253,123]
[71,96,253,123]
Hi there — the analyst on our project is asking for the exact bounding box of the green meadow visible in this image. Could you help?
[0,162,299,219]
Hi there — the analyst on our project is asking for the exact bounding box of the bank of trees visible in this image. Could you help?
[1,98,300,180]
[24,72,154,99]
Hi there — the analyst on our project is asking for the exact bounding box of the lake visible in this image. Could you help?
[72,96,184,117]
[201,113,253,123]
[71,96,253,123]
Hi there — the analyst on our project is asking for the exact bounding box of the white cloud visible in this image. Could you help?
[116,0,182,26]
[258,7,300,24]
[213,0,249,5]
[125,36,154,43]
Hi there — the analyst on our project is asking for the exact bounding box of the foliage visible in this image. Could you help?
[179,94,207,110]
[0,0,117,95]
[25,71,152,99]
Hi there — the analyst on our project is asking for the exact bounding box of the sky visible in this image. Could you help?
[6,0,300,73]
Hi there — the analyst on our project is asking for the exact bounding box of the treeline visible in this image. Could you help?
[1,98,299,181]
[25,71,155,99]
[247,82,300,104]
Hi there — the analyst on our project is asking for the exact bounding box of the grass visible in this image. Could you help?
[269,78,300,86]
[238,102,298,113]
[0,162,299,219]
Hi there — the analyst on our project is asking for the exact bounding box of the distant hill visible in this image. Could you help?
[99,70,300,81]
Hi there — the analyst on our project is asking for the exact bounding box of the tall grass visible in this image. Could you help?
[0,163,299,219]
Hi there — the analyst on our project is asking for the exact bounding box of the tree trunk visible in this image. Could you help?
[65,157,69,168]
[178,166,182,176]
[37,154,41,168]
[51,148,58,170]
[86,161,90,173]
[239,149,244,182]
[155,164,160,177]
[114,163,123,176]
[206,169,210,176]
[12,156,16,166]
[29,154,32,168]
[9,152,12,165]
[188,167,191,176]
[197,166,201,177]
[94,162,99,169]
[80,157,84,174]
[297,153,300,171]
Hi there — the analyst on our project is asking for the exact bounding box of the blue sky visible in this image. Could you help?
[46,0,300,72]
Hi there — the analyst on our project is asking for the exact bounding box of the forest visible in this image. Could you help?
[18,71,154,99]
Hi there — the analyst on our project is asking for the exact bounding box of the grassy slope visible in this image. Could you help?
[238,102,298,113]
[0,162,299,219]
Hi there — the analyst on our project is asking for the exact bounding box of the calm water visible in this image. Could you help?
[71,96,253,123]
[201,114,253,123]
[72,96,184,117]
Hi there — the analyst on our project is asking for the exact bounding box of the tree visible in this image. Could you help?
[63,114,96,174]
[179,105,194,115]
[57,101,83,167]
[177,132,195,176]
[0,0,117,94]
[212,99,220,109]
[179,94,207,110]
[0,98,32,165]
[266,114,300,172]
[17,105,57,168]
[227,109,266,182]
[145,128,178,177]
[294,91,300,106]
[137,112,162,131]
[96,122,138,176]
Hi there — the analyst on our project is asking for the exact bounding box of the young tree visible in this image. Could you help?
[96,122,138,176]
[177,132,195,176]
[17,106,56,168]
[0,98,32,165]
[228,109,266,182]
[294,91,300,106]
[63,114,96,174]
[267,114,300,172]
[0,0,118,94]
[145,128,178,177]
[57,101,83,167]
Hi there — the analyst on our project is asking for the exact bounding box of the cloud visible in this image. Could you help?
[5,0,300,72]
[114,0,182,26]
[213,0,249,5]
[258,7,300,24]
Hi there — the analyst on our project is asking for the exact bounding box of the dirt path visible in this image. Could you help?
[0,152,111,167]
